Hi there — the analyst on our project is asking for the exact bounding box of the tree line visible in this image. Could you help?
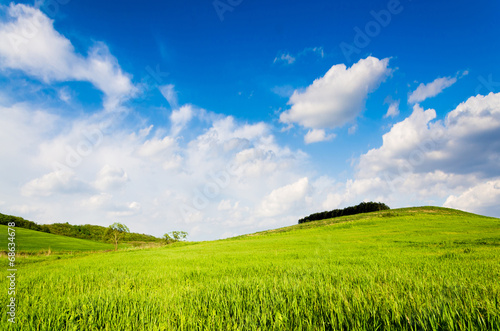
[298,202,390,224]
[0,212,160,243]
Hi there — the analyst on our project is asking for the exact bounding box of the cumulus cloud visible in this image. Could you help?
[22,170,91,197]
[257,178,309,217]
[170,104,194,136]
[358,103,441,178]
[280,56,391,130]
[408,76,457,104]
[444,179,500,217]
[349,92,500,213]
[83,193,141,217]
[1,97,316,239]
[304,129,335,144]
[360,93,500,178]
[94,165,129,191]
[0,3,135,109]
[137,136,176,158]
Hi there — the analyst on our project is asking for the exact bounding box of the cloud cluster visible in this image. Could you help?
[444,180,500,217]
[257,178,309,217]
[0,4,135,109]
[338,92,500,216]
[408,76,457,104]
[280,56,391,142]
[0,97,322,239]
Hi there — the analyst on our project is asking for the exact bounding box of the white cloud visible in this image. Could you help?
[109,201,141,218]
[58,87,71,103]
[137,136,176,158]
[350,92,500,213]
[159,84,178,109]
[83,193,113,209]
[358,104,440,178]
[280,56,391,130]
[94,165,129,191]
[2,3,498,239]
[408,76,457,104]
[273,53,296,65]
[444,179,500,216]
[21,170,90,197]
[217,199,232,211]
[8,204,44,215]
[384,99,400,118]
[257,178,309,217]
[83,193,141,217]
[4,91,500,239]
[0,4,135,109]
[170,104,194,136]
[0,98,316,239]
[304,129,335,144]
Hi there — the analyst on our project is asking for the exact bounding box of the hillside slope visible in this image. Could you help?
[0,225,114,252]
[1,207,499,330]
[0,212,161,243]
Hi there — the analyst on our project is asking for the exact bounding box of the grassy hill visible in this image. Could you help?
[0,225,114,252]
[1,207,499,330]
[0,212,161,243]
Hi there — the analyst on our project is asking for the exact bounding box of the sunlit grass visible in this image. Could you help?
[1,207,499,330]
[0,225,114,252]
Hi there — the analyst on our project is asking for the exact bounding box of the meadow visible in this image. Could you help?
[1,207,499,330]
[0,224,114,252]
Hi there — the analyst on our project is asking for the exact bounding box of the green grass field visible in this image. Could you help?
[1,207,499,330]
[0,225,114,252]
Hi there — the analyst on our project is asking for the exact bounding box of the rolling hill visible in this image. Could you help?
[1,207,499,330]
[0,212,161,243]
[0,224,114,252]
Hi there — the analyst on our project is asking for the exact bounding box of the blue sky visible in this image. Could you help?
[0,0,499,240]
